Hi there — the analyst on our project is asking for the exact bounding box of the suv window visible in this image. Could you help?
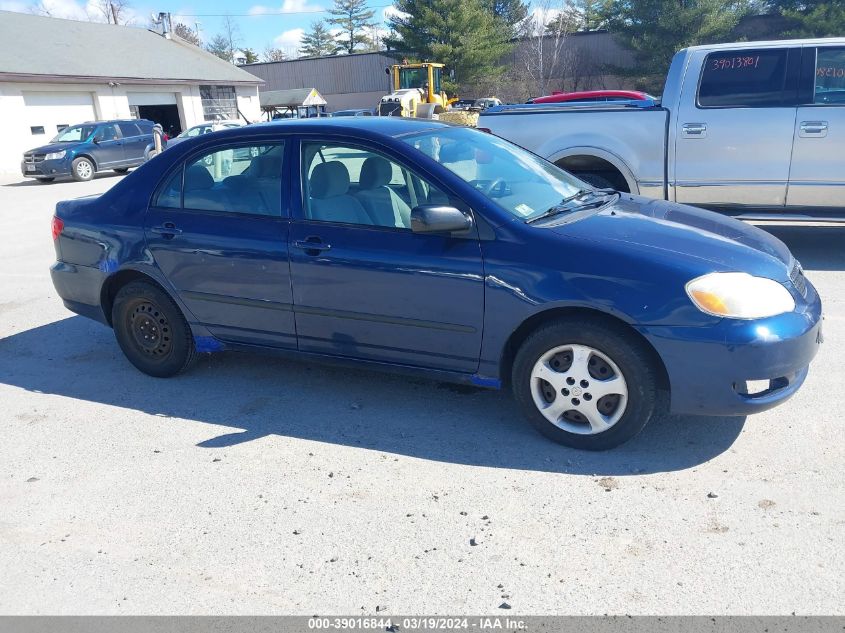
[698,49,789,107]
[118,122,142,137]
[814,47,845,104]
[153,143,284,216]
[136,121,154,134]
[97,124,119,141]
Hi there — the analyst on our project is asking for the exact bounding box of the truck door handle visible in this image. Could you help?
[293,237,331,254]
[682,123,707,138]
[799,121,828,137]
[150,222,182,238]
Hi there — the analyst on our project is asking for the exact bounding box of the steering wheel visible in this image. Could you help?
[481,177,506,197]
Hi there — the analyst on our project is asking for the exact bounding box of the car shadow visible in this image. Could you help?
[0,316,746,475]
[2,172,126,187]
[757,224,845,272]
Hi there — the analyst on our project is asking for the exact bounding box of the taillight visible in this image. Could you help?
[51,216,64,241]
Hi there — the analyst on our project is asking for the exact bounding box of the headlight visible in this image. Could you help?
[45,151,66,160]
[686,272,795,319]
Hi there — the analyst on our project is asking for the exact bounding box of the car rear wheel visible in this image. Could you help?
[112,280,196,378]
[512,317,659,450]
[71,157,95,182]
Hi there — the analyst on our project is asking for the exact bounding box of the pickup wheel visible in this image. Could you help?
[112,280,196,378]
[511,317,659,450]
[71,157,95,182]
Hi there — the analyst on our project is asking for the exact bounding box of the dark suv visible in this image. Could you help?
[22,119,159,183]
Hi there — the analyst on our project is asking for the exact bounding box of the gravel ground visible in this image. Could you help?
[0,174,843,615]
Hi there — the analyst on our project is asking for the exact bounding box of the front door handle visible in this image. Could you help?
[799,121,828,137]
[682,123,707,138]
[293,238,331,254]
[150,222,182,238]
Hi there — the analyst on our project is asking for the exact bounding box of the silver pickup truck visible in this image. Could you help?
[480,38,845,221]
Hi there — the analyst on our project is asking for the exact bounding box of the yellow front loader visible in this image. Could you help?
[378,62,452,118]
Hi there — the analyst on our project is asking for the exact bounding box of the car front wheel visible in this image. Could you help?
[512,317,659,450]
[112,280,196,377]
[71,157,95,182]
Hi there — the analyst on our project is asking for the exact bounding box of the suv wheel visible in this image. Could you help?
[71,157,95,182]
[512,317,659,450]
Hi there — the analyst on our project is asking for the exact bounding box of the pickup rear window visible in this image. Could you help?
[698,49,788,108]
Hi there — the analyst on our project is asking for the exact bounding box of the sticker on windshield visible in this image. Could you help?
[514,204,534,217]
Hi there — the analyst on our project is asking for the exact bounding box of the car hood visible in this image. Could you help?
[547,195,794,278]
[26,141,78,154]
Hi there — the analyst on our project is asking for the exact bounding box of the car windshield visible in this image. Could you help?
[52,124,96,142]
[400,127,584,220]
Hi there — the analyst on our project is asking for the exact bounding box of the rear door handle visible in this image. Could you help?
[799,121,828,137]
[150,222,182,238]
[682,123,707,138]
[293,238,331,254]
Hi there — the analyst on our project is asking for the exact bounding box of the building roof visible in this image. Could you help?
[259,88,327,108]
[0,11,263,85]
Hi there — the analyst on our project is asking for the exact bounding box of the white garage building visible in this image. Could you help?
[0,11,263,174]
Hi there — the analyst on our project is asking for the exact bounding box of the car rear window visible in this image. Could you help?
[698,49,789,107]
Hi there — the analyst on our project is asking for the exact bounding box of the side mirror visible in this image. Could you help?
[410,205,472,234]
[92,136,102,144]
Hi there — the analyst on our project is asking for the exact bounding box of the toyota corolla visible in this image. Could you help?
[49,118,822,450]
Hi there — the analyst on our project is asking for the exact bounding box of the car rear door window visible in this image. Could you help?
[698,48,789,107]
[153,143,284,216]
[814,47,845,104]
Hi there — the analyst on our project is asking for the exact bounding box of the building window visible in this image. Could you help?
[56,124,69,132]
[200,85,237,121]
[30,126,45,135]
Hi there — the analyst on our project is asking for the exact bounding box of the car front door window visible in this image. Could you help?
[301,143,447,229]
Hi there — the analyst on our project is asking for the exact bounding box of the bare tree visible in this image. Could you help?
[262,46,288,62]
[221,15,242,63]
[174,22,202,47]
[519,0,581,98]
[89,0,135,25]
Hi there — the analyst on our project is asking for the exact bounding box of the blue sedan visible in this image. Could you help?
[49,118,822,450]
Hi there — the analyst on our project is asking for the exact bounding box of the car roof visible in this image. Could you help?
[244,116,452,138]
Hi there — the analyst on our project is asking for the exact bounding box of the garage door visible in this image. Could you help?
[127,92,177,106]
[23,91,96,139]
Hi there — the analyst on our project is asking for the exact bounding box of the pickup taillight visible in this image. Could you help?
[51,216,64,241]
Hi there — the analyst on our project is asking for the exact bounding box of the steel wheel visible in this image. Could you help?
[126,300,173,359]
[530,343,628,435]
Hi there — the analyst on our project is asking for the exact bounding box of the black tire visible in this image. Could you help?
[112,280,196,378]
[71,156,95,182]
[577,172,615,190]
[114,167,130,174]
[35,177,55,183]
[511,317,659,450]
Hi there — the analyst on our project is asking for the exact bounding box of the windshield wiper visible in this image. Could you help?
[526,188,616,224]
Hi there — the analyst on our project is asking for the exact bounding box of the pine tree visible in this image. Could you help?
[764,0,845,37]
[300,20,341,57]
[328,0,376,54]
[206,34,233,61]
[241,48,260,64]
[385,0,514,89]
[482,0,529,38]
[602,0,754,93]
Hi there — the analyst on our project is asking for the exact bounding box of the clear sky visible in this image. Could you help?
[0,0,403,57]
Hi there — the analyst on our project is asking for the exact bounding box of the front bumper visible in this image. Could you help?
[638,280,823,416]
[21,158,72,178]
